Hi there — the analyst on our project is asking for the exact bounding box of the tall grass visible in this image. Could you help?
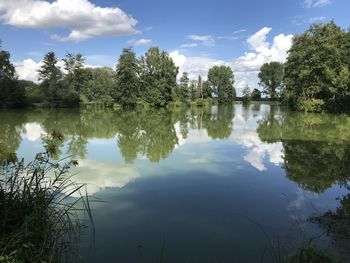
[0,131,92,263]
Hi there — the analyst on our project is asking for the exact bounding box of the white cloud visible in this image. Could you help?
[291,15,327,25]
[22,122,46,141]
[247,27,272,52]
[169,50,227,80]
[72,159,140,195]
[232,28,293,73]
[308,16,326,23]
[217,36,240,41]
[15,59,42,82]
[187,35,215,46]
[0,0,138,41]
[170,28,293,96]
[180,43,198,48]
[304,0,332,8]
[218,29,247,41]
[233,29,247,34]
[231,107,284,171]
[14,57,99,82]
[127,38,152,46]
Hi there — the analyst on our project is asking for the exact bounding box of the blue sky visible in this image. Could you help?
[1,0,349,94]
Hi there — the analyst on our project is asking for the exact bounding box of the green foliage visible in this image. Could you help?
[189,80,198,101]
[0,131,92,263]
[208,66,235,104]
[284,22,350,113]
[258,61,284,99]
[19,80,43,104]
[202,80,213,98]
[296,98,325,112]
[195,98,204,107]
[114,108,179,163]
[257,109,350,193]
[140,47,178,107]
[202,105,234,139]
[80,67,116,106]
[0,50,26,108]
[115,48,140,108]
[62,53,85,98]
[177,72,190,103]
[251,88,262,100]
[242,85,251,103]
[197,75,203,99]
[39,52,66,107]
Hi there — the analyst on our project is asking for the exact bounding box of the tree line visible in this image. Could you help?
[0,44,236,108]
[1,22,350,113]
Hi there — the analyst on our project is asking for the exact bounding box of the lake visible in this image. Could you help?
[1,104,350,262]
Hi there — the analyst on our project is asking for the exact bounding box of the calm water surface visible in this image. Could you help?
[1,104,350,262]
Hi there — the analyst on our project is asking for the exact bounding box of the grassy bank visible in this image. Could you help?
[0,132,92,263]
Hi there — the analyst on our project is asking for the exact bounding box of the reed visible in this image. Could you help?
[0,131,92,263]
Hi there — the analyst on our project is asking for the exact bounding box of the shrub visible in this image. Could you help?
[297,99,325,112]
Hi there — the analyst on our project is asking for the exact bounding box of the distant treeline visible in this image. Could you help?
[1,22,350,113]
[0,46,236,109]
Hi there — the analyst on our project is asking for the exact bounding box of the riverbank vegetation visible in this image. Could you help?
[0,132,92,262]
[257,22,350,114]
[0,45,235,109]
[1,21,349,113]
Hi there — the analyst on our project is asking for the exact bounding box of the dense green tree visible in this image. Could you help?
[202,80,212,98]
[242,85,251,103]
[140,47,178,107]
[207,66,235,104]
[258,61,284,99]
[0,50,26,108]
[80,67,116,106]
[38,52,64,106]
[197,75,203,99]
[114,48,140,108]
[19,80,42,104]
[177,72,190,103]
[189,80,198,101]
[62,53,85,99]
[251,88,262,100]
[284,22,350,113]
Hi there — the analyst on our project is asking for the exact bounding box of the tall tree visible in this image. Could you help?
[38,52,63,106]
[284,22,350,113]
[0,48,26,108]
[189,80,198,101]
[178,72,190,103]
[202,80,212,98]
[207,66,235,104]
[140,47,178,107]
[63,53,85,98]
[198,75,203,99]
[258,62,284,99]
[115,48,140,107]
[242,85,251,103]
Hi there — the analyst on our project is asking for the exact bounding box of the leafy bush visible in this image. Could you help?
[297,99,325,112]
